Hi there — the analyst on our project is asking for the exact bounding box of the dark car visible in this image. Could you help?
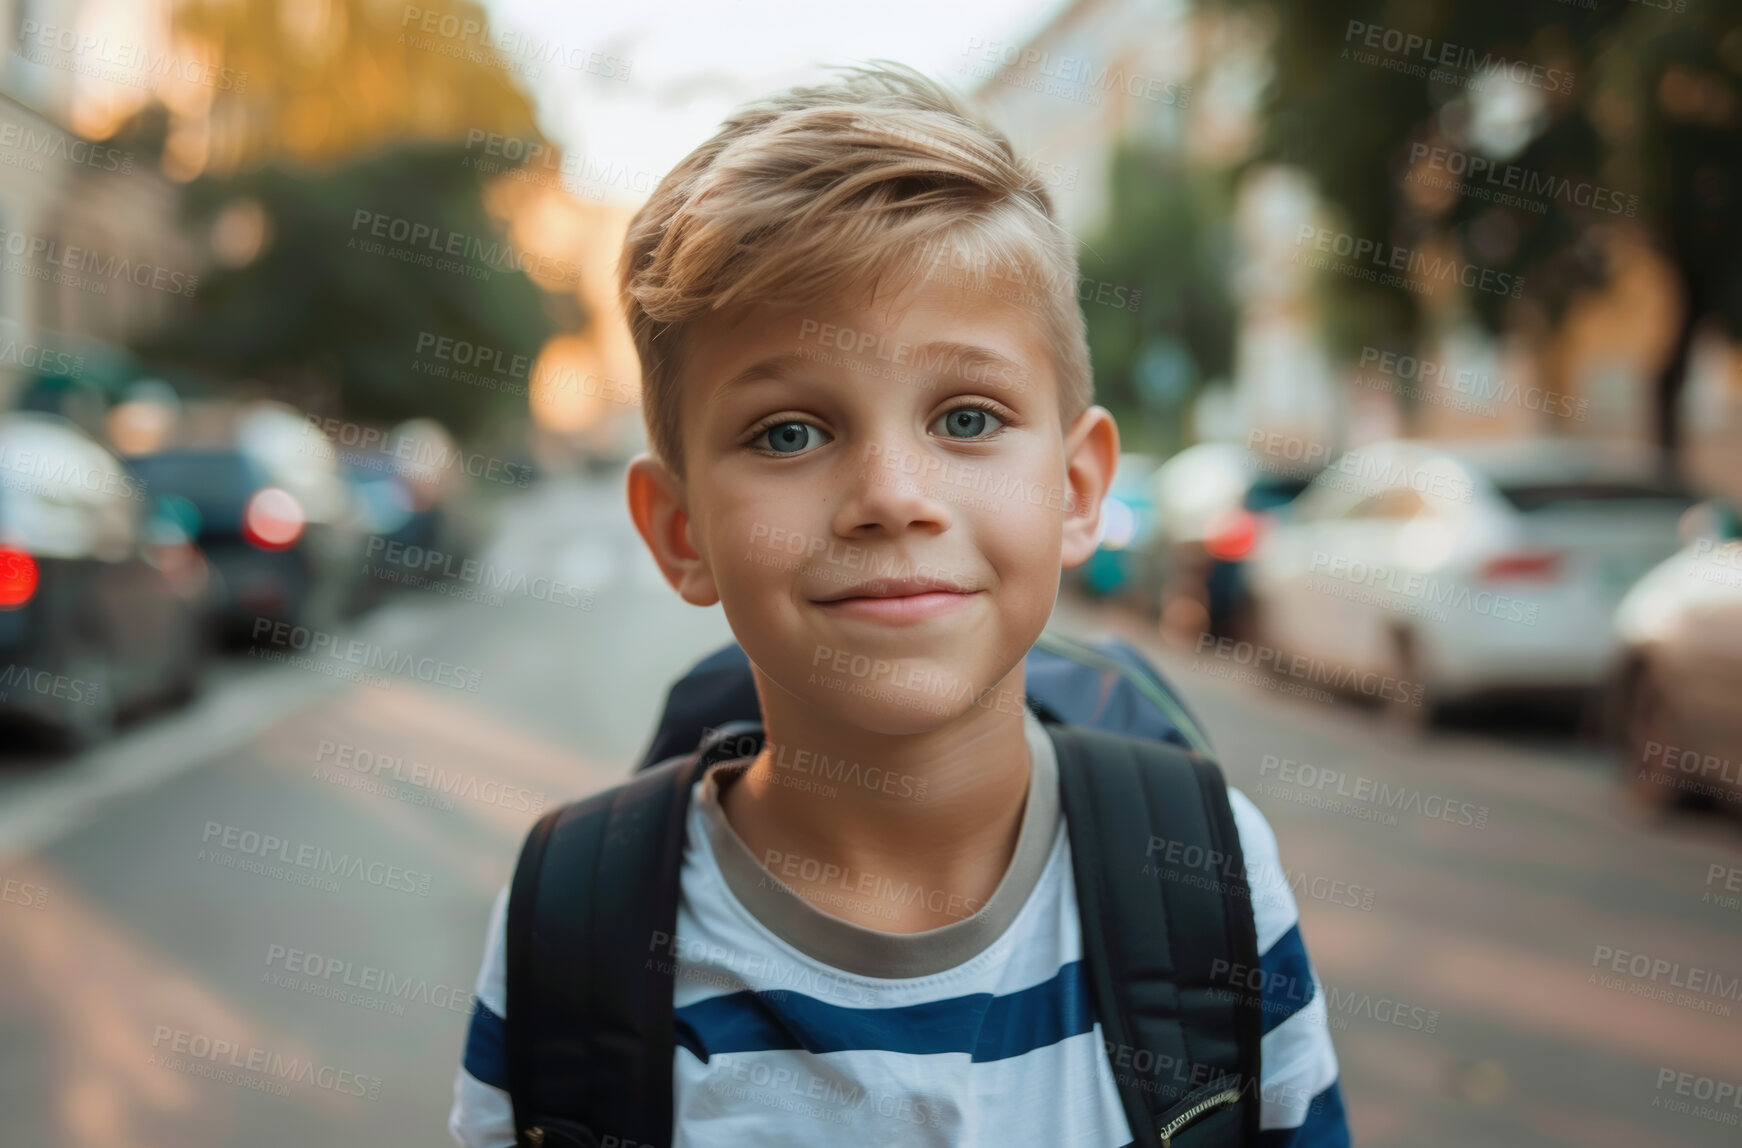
[0,413,206,750]
[336,443,483,612]
[127,444,365,641]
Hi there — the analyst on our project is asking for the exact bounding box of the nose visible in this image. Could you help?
[832,439,956,539]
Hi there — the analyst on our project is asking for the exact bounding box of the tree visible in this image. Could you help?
[1078,144,1239,458]
[118,0,577,433]
[1207,0,1742,475]
[138,141,563,432]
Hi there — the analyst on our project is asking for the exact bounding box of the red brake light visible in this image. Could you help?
[1204,509,1261,561]
[1479,550,1560,582]
[242,488,305,551]
[0,547,38,608]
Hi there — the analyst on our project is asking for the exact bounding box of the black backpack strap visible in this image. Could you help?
[1049,723,1263,1145]
[505,749,710,1148]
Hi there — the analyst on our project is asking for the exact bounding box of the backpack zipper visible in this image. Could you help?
[1155,1076,1243,1145]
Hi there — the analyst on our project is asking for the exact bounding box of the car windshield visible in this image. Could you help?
[1243,475,1316,513]
[129,452,262,530]
[1493,480,1694,514]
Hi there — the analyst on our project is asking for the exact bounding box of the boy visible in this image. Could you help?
[451,62,1348,1146]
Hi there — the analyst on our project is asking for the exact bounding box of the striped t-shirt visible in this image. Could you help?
[450,708,1350,1146]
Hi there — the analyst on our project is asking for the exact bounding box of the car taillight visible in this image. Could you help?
[0,547,37,608]
[242,487,305,551]
[1479,550,1561,582]
[1204,509,1261,561]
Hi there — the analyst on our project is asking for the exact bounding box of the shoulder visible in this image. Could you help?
[1225,784,1298,952]
[473,883,510,1017]
[449,885,514,1147]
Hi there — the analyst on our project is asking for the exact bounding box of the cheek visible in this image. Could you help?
[705,499,812,600]
[968,498,1065,603]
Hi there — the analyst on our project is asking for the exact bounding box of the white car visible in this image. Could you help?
[1244,439,1694,720]
[1609,501,1742,809]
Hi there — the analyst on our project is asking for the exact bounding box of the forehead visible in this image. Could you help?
[678,275,1059,408]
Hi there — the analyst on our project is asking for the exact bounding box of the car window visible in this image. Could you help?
[1242,475,1315,513]
[1493,481,1693,514]
[128,451,261,531]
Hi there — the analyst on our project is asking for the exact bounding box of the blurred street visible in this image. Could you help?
[1,469,1737,1148]
[5,3,1742,1141]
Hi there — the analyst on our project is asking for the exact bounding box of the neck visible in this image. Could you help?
[716,663,1034,933]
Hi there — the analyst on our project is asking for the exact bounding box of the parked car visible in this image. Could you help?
[1244,438,1695,724]
[0,412,207,750]
[126,415,367,641]
[1609,499,1742,811]
[337,443,480,612]
[1076,452,1163,603]
[1151,442,1320,640]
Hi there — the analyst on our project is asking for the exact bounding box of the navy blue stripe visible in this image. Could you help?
[462,999,508,1088]
[675,959,1095,1064]
[1260,924,1316,1036]
[1257,1081,1350,1148]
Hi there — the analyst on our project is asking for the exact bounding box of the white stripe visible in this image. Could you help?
[472,884,509,1018]
[672,1028,1130,1147]
[677,805,1081,1009]
[1228,786,1300,952]
[1257,980,1340,1131]
[449,1067,515,1148]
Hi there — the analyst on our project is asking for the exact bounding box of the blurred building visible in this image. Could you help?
[966,0,1338,456]
[0,0,200,413]
[968,0,1742,508]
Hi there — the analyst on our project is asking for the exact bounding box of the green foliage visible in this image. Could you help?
[139,141,562,435]
[1204,0,1742,457]
[1079,144,1238,455]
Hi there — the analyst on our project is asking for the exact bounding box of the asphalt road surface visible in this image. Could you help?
[1,472,1737,1147]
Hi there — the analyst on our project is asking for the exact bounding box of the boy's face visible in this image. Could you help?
[628,274,1118,735]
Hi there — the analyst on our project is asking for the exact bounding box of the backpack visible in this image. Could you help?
[504,632,1263,1147]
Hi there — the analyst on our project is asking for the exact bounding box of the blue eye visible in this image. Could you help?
[934,406,1004,439]
[753,420,830,456]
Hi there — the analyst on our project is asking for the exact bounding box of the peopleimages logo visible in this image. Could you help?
[1341,20,1573,94]
[0,226,198,296]
[1354,347,1588,422]
[314,739,547,814]
[1589,944,1741,1016]
[149,1025,382,1100]
[0,118,133,172]
[1404,143,1637,217]
[263,942,476,1016]
[348,209,581,285]
[1308,551,1541,626]
[200,821,434,897]
[16,21,249,91]
[1294,225,1523,299]
[248,616,484,692]
[0,441,141,498]
[1259,754,1490,828]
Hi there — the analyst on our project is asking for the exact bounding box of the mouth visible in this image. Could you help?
[810,577,982,624]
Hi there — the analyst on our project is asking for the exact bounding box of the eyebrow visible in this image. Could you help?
[711,341,1030,402]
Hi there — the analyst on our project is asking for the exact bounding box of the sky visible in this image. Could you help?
[482,0,1070,200]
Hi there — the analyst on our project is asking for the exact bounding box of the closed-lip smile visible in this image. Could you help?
[810,575,981,623]
[813,575,973,602]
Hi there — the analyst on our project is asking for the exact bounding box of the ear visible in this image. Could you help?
[1058,405,1120,570]
[625,453,721,606]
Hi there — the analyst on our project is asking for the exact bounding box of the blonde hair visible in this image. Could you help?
[618,60,1093,481]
